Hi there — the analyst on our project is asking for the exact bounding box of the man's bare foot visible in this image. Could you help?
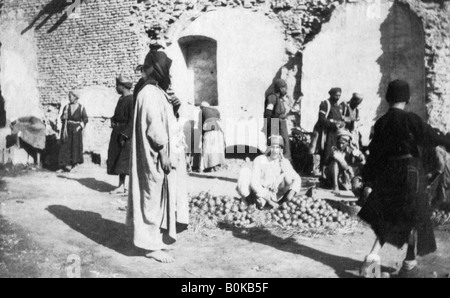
[145,250,175,263]
[110,187,125,195]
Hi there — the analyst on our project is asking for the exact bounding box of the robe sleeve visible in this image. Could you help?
[80,106,88,128]
[143,88,169,152]
[61,105,68,121]
[121,96,134,139]
[409,112,450,149]
[362,121,382,183]
[318,101,335,130]
[264,95,277,119]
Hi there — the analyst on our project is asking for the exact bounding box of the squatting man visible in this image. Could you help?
[236,135,302,209]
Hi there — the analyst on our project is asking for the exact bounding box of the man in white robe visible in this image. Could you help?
[127,50,189,263]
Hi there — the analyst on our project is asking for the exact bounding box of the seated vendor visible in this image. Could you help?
[324,129,366,194]
[236,135,302,209]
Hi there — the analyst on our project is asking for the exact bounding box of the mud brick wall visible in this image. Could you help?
[2,0,145,119]
[132,0,338,51]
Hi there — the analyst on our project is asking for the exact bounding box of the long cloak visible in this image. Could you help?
[107,94,133,175]
[126,84,188,251]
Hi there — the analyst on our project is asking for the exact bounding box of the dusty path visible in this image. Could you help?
[1,164,449,278]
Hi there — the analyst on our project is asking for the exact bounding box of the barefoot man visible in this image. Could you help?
[127,49,189,263]
[107,75,134,195]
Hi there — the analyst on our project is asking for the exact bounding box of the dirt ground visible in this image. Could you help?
[1,162,450,278]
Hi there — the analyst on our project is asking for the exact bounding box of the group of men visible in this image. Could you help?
[252,77,450,277]
[55,42,450,276]
[310,88,365,194]
[263,80,366,195]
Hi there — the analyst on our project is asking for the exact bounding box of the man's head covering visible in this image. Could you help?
[274,79,287,92]
[141,49,173,92]
[336,129,352,141]
[116,75,133,89]
[149,39,167,50]
[386,79,410,103]
[69,90,81,99]
[350,93,364,105]
[268,135,284,148]
[329,87,342,96]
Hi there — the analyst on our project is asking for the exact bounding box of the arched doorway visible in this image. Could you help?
[179,36,218,107]
[167,8,286,152]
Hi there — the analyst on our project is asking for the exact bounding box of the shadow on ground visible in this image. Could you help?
[218,222,394,278]
[46,205,143,257]
[57,175,117,193]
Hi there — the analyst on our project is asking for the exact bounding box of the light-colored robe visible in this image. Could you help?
[127,84,189,251]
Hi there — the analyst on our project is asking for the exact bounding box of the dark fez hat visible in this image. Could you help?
[386,79,410,103]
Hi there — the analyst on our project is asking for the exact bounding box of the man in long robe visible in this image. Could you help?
[107,75,134,195]
[309,87,345,177]
[200,102,225,172]
[58,90,88,172]
[127,50,188,263]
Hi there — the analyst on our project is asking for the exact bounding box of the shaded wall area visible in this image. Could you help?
[0,89,5,128]
[301,0,426,145]
[376,1,426,122]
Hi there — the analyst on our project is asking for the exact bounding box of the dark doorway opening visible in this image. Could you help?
[179,36,219,107]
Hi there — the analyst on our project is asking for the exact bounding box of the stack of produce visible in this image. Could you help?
[189,191,353,229]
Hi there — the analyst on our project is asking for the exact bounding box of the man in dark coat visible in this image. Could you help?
[107,75,134,195]
[264,79,292,161]
[359,79,450,278]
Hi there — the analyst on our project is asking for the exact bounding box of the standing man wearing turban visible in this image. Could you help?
[58,90,88,172]
[264,79,292,161]
[310,87,345,178]
[340,93,364,149]
[127,49,188,264]
[107,75,134,195]
[358,80,450,278]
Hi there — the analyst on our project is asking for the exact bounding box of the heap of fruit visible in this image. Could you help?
[189,191,353,229]
[266,196,351,228]
[189,192,259,227]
